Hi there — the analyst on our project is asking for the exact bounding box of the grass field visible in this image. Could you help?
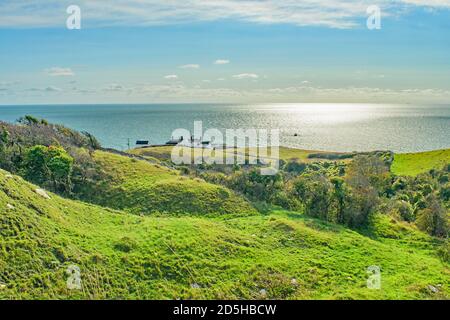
[85,150,256,216]
[1,168,448,299]
[132,146,450,178]
[391,149,450,176]
[130,146,347,163]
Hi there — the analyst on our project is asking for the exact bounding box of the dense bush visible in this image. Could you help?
[291,173,334,221]
[227,169,284,203]
[23,145,74,193]
[192,152,448,233]
[416,194,449,237]
[0,117,103,196]
[284,160,307,174]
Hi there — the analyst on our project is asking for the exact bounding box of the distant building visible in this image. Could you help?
[166,136,183,145]
[167,135,212,148]
[135,140,150,147]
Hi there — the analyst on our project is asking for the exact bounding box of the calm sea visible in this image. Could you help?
[0,103,449,152]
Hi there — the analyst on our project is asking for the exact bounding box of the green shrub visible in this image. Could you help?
[416,195,449,237]
[23,145,74,193]
[291,173,333,221]
[441,183,450,201]
[114,237,137,253]
[437,240,449,263]
[284,161,307,174]
[393,200,415,222]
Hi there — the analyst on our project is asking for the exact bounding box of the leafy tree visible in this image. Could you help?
[331,177,346,224]
[394,200,415,222]
[0,127,9,148]
[441,182,450,202]
[0,127,9,158]
[284,161,307,174]
[343,155,384,226]
[292,173,334,221]
[228,168,283,202]
[23,145,49,185]
[46,146,74,192]
[81,131,101,149]
[23,145,74,193]
[346,155,391,196]
[392,177,407,192]
[17,115,40,126]
[416,194,449,237]
[341,187,379,227]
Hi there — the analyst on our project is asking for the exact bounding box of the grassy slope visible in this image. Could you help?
[86,150,256,216]
[391,149,450,176]
[1,169,448,299]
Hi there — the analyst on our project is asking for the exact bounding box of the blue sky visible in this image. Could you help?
[0,0,449,104]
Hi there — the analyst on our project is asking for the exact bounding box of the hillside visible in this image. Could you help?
[1,169,448,299]
[129,146,347,163]
[392,149,450,176]
[82,150,257,216]
[0,120,255,217]
[132,145,450,178]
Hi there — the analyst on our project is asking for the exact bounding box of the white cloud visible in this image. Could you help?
[45,86,62,92]
[233,73,259,79]
[179,64,200,69]
[104,83,125,91]
[46,67,74,77]
[11,82,450,104]
[214,59,230,65]
[0,80,20,86]
[401,0,450,7]
[24,86,62,92]
[164,75,179,80]
[1,1,449,29]
[264,85,450,102]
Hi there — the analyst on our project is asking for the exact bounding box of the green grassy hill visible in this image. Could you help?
[1,168,448,299]
[82,151,256,216]
[130,146,347,163]
[392,149,450,176]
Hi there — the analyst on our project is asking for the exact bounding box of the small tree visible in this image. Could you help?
[46,146,74,192]
[17,115,40,126]
[23,145,49,184]
[346,155,391,195]
[0,127,9,156]
[284,161,307,174]
[81,131,101,150]
[292,173,334,221]
[343,155,384,227]
[0,127,11,169]
[441,182,450,202]
[331,177,346,224]
[0,127,9,148]
[416,194,449,237]
[23,145,74,193]
[342,187,379,227]
[393,200,415,222]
